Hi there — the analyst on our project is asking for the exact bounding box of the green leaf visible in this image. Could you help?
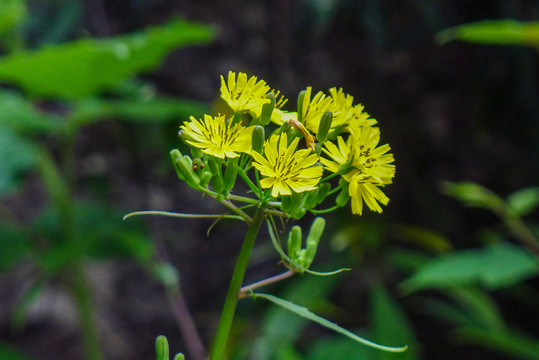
[253,292,408,353]
[0,18,214,99]
[400,242,539,293]
[440,181,504,212]
[0,90,65,134]
[506,187,539,217]
[392,224,452,253]
[370,284,418,360]
[0,125,39,195]
[436,20,539,47]
[455,327,539,360]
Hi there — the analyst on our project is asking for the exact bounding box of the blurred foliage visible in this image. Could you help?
[436,20,539,48]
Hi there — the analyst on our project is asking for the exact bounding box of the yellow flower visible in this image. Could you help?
[220,71,271,113]
[300,87,334,134]
[180,114,253,159]
[251,133,323,197]
[328,87,378,131]
[320,126,395,215]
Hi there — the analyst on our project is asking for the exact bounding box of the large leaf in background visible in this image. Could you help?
[436,20,539,47]
[506,187,539,217]
[0,90,65,134]
[370,284,417,360]
[0,125,39,195]
[0,18,214,99]
[0,222,32,271]
[307,336,376,360]
[400,242,539,293]
[71,96,209,126]
[0,0,27,34]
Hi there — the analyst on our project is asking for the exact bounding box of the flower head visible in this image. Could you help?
[220,71,271,114]
[252,133,323,197]
[328,87,377,131]
[180,114,253,159]
[300,87,334,134]
[321,126,395,214]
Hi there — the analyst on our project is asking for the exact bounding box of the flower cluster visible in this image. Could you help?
[174,71,395,216]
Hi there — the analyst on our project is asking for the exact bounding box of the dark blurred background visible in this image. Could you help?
[0,1,538,359]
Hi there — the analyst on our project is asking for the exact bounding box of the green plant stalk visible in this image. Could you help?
[210,205,265,360]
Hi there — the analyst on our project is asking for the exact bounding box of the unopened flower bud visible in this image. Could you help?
[297,89,307,123]
[223,158,239,194]
[259,93,276,125]
[316,111,333,144]
[303,217,326,267]
[173,354,185,360]
[251,126,265,154]
[336,187,351,207]
[155,335,169,360]
[287,225,302,260]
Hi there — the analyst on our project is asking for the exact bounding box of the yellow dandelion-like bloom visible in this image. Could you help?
[220,71,271,113]
[328,87,378,131]
[300,87,334,134]
[180,114,253,159]
[252,133,323,197]
[320,126,395,215]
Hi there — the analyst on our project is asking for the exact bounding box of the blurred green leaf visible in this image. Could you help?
[0,90,65,134]
[253,292,408,353]
[0,0,27,34]
[71,96,209,126]
[446,287,505,331]
[0,341,34,360]
[436,20,539,47]
[307,336,376,360]
[371,284,417,360]
[455,327,539,360]
[401,242,539,293]
[441,181,504,212]
[506,187,539,217]
[0,18,214,99]
[0,125,39,195]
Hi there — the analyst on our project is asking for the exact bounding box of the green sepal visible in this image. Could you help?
[259,92,276,125]
[251,125,265,154]
[336,186,350,207]
[200,169,212,188]
[316,111,333,144]
[338,160,355,176]
[208,157,224,193]
[191,146,204,159]
[287,225,303,260]
[173,354,185,360]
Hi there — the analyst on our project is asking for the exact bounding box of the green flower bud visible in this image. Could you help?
[251,125,265,154]
[208,157,224,193]
[175,157,201,187]
[200,169,212,188]
[259,93,276,125]
[155,335,169,360]
[223,158,239,194]
[287,225,302,260]
[297,89,307,123]
[316,111,333,144]
[303,217,326,267]
[173,354,185,360]
[170,149,185,180]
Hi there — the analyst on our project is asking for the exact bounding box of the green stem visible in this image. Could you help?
[210,206,265,360]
